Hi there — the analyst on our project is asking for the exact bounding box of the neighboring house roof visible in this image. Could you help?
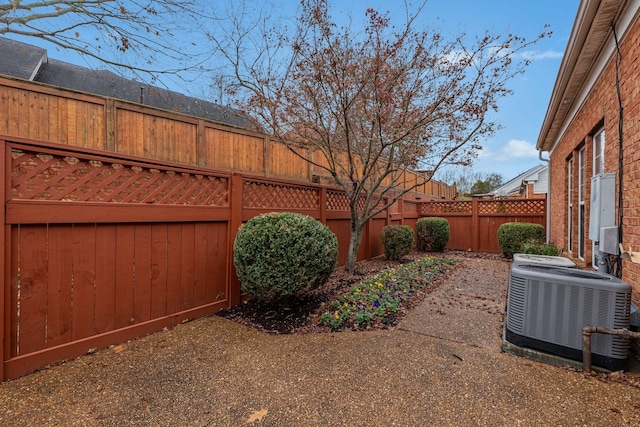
[0,37,255,129]
[492,164,549,197]
[0,38,47,80]
[537,0,632,153]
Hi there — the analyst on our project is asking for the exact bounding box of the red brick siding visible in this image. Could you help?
[549,14,640,300]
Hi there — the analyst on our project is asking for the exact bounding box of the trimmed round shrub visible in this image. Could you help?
[233,212,338,301]
[416,217,450,252]
[497,222,545,258]
[380,225,415,261]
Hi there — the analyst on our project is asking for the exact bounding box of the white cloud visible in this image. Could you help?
[497,139,538,160]
[519,49,564,61]
[476,146,491,159]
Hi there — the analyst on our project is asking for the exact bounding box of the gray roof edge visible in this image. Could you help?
[28,49,47,81]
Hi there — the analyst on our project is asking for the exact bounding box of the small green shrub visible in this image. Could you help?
[497,222,545,258]
[380,225,415,260]
[416,217,450,252]
[519,237,560,256]
[233,212,338,301]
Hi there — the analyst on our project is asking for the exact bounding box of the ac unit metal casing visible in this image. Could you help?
[513,253,576,268]
[505,263,631,371]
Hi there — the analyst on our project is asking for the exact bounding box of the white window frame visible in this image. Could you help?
[592,128,605,268]
[578,147,586,260]
[567,157,573,253]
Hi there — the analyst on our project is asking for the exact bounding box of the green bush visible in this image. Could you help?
[380,225,415,260]
[416,217,450,252]
[497,222,545,258]
[519,237,560,256]
[233,212,338,301]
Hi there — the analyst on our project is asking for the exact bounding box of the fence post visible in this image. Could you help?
[196,119,206,167]
[472,198,479,252]
[0,141,6,381]
[228,173,243,307]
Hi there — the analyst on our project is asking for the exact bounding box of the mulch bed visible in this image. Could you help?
[217,250,508,334]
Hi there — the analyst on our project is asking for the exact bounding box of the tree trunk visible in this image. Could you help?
[345,218,364,272]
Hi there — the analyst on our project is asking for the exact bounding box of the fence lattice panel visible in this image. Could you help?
[326,190,387,212]
[420,200,472,215]
[243,180,320,209]
[11,148,229,206]
[478,199,546,214]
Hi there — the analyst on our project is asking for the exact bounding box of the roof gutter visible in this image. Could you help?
[538,150,551,242]
[536,0,626,154]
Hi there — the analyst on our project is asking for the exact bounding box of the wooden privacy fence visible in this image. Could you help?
[0,76,456,199]
[419,198,547,253]
[0,77,545,381]
[2,135,426,381]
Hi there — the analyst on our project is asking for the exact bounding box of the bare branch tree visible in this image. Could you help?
[207,0,549,271]
[0,0,208,78]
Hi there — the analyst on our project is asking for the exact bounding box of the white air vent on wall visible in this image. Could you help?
[505,263,631,371]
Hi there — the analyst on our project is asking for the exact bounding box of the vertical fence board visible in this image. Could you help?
[144,115,156,159]
[180,224,195,310]
[67,97,79,146]
[115,224,135,329]
[206,222,228,303]
[18,90,29,138]
[166,224,183,314]
[193,222,209,307]
[9,226,18,359]
[95,224,117,334]
[369,218,386,259]
[326,219,351,266]
[16,225,48,355]
[72,224,96,340]
[46,224,73,347]
[150,224,168,319]
[0,85,7,134]
[48,96,60,144]
[133,224,152,324]
[58,97,69,144]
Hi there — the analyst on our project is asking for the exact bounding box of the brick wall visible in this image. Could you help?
[548,14,640,301]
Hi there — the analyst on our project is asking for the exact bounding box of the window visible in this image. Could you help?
[593,128,605,175]
[567,157,573,253]
[592,127,605,268]
[578,147,586,260]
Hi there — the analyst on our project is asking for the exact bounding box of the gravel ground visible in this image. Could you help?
[1,253,639,426]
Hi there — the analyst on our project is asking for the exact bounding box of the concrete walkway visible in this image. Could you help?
[0,257,639,426]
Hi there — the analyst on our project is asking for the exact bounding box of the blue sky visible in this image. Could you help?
[3,0,580,183]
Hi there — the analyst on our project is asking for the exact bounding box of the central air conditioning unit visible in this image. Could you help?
[513,253,576,268]
[505,263,631,371]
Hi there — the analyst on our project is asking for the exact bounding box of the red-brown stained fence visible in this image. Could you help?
[2,137,546,381]
[1,136,400,381]
[419,198,547,253]
[5,137,234,380]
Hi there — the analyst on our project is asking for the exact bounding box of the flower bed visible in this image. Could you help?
[320,257,456,329]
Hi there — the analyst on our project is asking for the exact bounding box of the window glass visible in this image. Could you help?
[568,157,573,252]
[593,128,605,175]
